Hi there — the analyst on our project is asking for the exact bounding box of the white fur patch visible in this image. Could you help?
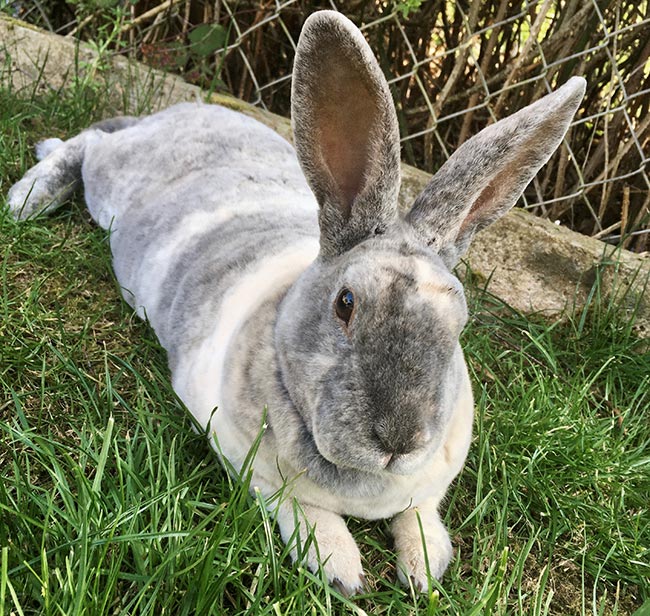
[412,257,467,330]
[132,207,254,319]
[124,196,314,320]
[172,237,320,463]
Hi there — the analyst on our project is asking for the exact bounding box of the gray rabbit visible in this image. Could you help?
[8,10,585,595]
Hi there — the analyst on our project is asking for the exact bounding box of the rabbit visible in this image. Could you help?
[7,10,585,596]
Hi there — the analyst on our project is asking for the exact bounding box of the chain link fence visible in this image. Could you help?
[9,0,650,252]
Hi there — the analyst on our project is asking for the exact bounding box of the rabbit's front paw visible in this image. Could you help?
[277,501,366,596]
[391,503,452,591]
[311,522,365,596]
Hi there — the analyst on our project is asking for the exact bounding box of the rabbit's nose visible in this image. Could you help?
[374,422,423,457]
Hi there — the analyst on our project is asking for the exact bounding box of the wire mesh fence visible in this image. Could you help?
[8,0,650,252]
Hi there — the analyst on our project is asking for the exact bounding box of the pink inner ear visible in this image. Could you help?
[458,161,528,242]
[316,68,379,216]
[459,183,497,235]
[457,120,555,243]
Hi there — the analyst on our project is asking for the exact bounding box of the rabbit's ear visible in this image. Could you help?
[292,11,401,257]
[406,77,586,268]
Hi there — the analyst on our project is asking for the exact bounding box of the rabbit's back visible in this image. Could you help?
[81,103,320,367]
[83,103,312,226]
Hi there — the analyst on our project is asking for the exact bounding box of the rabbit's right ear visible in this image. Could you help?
[292,11,401,257]
[406,77,586,268]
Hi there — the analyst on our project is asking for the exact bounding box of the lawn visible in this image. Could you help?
[1,76,648,615]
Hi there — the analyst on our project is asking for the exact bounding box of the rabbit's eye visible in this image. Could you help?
[335,288,355,326]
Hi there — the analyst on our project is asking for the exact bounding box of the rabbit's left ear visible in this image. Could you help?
[292,11,401,257]
[406,77,586,268]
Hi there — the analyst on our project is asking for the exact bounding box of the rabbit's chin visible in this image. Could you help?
[382,448,435,476]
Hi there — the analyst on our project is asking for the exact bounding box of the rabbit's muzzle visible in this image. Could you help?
[376,427,438,476]
[374,420,432,458]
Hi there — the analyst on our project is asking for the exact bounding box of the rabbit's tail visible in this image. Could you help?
[7,115,141,220]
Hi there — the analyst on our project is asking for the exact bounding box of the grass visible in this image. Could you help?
[1,73,649,615]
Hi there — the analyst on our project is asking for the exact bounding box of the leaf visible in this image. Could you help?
[188,24,227,58]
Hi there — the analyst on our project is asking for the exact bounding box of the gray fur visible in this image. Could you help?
[7,10,585,595]
[89,115,141,133]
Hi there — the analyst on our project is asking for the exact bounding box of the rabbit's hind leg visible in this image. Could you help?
[7,116,142,221]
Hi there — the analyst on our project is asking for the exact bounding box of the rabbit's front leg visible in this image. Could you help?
[275,500,366,596]
[391,496,453,591]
